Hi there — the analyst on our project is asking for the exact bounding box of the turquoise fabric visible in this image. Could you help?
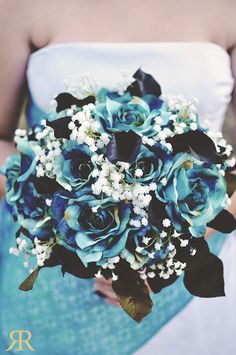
[0,99,227,355]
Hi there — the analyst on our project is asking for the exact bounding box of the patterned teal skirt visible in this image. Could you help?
[0,198,227,355]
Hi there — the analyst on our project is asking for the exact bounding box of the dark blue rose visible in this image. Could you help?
[51,188,147,265]
[54,141,94,189]
[125,144,172,185]
[157,153,227,237]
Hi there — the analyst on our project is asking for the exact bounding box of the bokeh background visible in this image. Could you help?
[223,106,236,150]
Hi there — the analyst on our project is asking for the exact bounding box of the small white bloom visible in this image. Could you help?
[149,264,157,270]
[160,178,167,186]
[23,261,29,268]
[180,239,189,247]
[162,218,171,228]
[172,230,181,238]
[143,236,151,245]
[154,242,161,251]
[37,259,45,267]
[190,122,198,130]
[16,237,22,245]
[160,231,167,239]
[141,217,148,226]
[112,273,118,281]
[46,199,52,207]
[147,272,156,278]
[149,182,157,191]
[9,247,20,256]
[168,243,175,251]
[166,259,173,267]
[135,246,143,253]
[148,252,155,259]
[135,169,143,178]
[107,263,116,270]
[154,116,163,125]
[92,206,99,213]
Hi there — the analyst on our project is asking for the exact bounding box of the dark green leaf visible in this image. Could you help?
[47,116,72,139]
[55,93,96,112]
[184,253,225,297]
[225,173,236,197]
[167,131,223,164]
[52,245,99,278]
[106,130,142,164]
[33,176,62,194]
[176,237,210,271]
[207,209,236,233]
[126,68,162,97]
[112,277,153,323]
[19,266,40,291]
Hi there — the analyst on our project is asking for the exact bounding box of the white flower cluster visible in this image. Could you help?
[137,227,192,280]
[31,237,54,267]
[14,128,27,143]
[91,155,157,225]
[9,235,55,271]
[63,73,99,99]
[33,123,63,178]
[95,256,120,280]
[160,94,198,135]
[9,237,34,273]
[114,69,135,95]
[208,131,234,169]
[69,104,110,152]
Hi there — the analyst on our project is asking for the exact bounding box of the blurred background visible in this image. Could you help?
[223,106,236,150]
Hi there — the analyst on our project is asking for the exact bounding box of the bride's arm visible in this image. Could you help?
[0,2,32,196]
[227,45,236,216]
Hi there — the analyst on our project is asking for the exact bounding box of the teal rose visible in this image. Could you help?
[125,143,172,185]
[94,94,162,137]
[51,188,147,265]
[54,141,94,189]
[157,153,227,237]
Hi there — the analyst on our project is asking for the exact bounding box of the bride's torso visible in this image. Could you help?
[26,41,234,132]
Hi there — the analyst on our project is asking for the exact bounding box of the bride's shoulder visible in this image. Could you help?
[0,0,54,49]
[218,0,236,50]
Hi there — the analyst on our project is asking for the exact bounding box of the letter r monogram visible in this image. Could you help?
[6,330,36,352]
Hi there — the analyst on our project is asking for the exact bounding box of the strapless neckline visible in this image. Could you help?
[30,41,230,60]
[26,40,234,133]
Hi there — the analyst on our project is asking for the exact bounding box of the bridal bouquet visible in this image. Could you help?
[1,69,236,322]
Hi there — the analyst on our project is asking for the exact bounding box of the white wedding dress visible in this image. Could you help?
[0,42,235,355]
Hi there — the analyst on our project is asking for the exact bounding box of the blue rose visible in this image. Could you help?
[54,141,94,189]
[0,139,37,209]
[94,94,162,137]
[157,153,227,237]
[51,188,147,265]
[125,143,172,185]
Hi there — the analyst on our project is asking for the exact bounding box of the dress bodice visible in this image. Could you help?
[26,42,234,131]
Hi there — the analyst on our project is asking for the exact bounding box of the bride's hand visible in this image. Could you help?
[205,226,216,239]
[94,224,228,306]
[94,277,121,307]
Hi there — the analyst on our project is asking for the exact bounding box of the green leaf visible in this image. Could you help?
[19,266,40,291]
[225,172,236,197]
[112,277,153,323]
[184,253,225,297]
